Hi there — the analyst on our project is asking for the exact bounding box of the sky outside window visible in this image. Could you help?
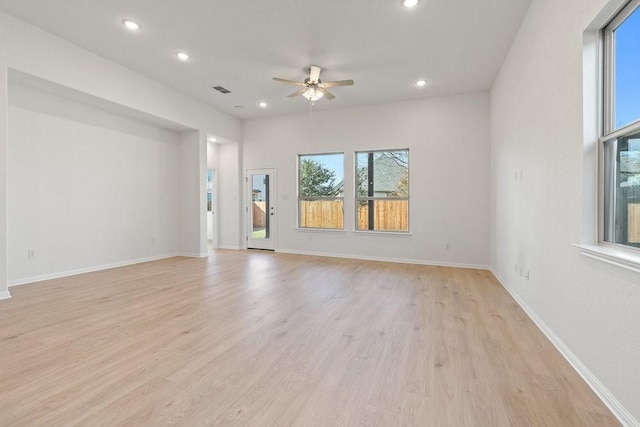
[614,5,640,129]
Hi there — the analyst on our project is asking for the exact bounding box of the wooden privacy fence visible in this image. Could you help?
[618,187,640,245]
[253,202,266,227]
[629,203,640,243]
[300,200,344,229]
[357,199,409,231]
[300,199,408,231]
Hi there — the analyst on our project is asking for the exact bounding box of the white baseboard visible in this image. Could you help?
[218,245,242,250]
[8,253,181,287]
[0,290,11,301]
[490,268,638,427]
[275,248,490,270]
[178,252,209,258]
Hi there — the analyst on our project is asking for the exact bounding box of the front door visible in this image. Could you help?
[247,169,275,250]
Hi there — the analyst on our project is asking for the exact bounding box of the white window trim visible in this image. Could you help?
[352,230,412,237]
[294,227,346,233]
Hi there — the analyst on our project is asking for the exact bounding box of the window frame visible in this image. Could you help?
[354,148,410,233]
[600,0,640,253]
[297,152,345,230]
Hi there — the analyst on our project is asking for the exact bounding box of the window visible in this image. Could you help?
[356,149,409,232]
[298,153,344,229]
[603,1,640,249]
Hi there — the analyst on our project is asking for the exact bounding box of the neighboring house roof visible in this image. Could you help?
[374,155,406,194]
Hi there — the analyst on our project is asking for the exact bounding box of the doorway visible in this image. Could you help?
[247,168,275,250]
[206,168,216,246]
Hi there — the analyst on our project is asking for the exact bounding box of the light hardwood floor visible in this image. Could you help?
[0,250,619,426]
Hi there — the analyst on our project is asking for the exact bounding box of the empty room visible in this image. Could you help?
[0,0,638,425]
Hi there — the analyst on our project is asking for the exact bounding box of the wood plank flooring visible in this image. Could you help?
[0,250,619,426]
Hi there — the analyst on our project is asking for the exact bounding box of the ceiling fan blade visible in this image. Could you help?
[273,77,306,86]
[288,88,308,98]
[309,66,321,84]
[318,87,335,100]
[319,79,354,88]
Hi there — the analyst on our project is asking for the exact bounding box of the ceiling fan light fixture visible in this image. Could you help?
[122,19,141,31]
[175,51,190,61]
[401,0,420,8]
[303,87,324,101]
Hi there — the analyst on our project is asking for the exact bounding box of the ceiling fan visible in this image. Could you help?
[273,66,354,101]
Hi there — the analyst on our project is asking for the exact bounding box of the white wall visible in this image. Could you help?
[8,84,181,283]
[0,62,8,299]
[491,0,640,423]
[243,93,491,267]
[178,130,206,257]
[218,142,242,249]
[0,10,243,293]
[206,141,218,244]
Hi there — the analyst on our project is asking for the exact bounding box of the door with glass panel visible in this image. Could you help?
[247,169,275,250]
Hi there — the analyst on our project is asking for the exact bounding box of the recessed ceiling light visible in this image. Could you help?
[208,137,218,142]
[122,19,141,31]
[176,51,190,61]
[415,79,428,87]
[401,0,419,7]
[258,101,268,108]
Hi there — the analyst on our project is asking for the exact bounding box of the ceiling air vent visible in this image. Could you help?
[213,85,231,94]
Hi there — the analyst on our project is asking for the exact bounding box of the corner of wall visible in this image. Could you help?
[0,61,8,297]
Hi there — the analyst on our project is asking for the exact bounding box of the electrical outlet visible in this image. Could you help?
[27,249,36,259]
[525,270,530,281]
[445,242,450,250]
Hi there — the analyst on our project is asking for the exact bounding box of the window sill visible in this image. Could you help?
[574,243,640,275]
[352,230,412,237]
[295,227,346,233]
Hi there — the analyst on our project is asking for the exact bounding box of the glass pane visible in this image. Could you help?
[299,199,343,229]
[356,150,409,198]
[613,6,640,129]
[299,154,344,197]
[357,199,408,232]
[605,133,640,246]
[252,174,269,239]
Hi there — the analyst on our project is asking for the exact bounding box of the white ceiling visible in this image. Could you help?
[0,0,531,120]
